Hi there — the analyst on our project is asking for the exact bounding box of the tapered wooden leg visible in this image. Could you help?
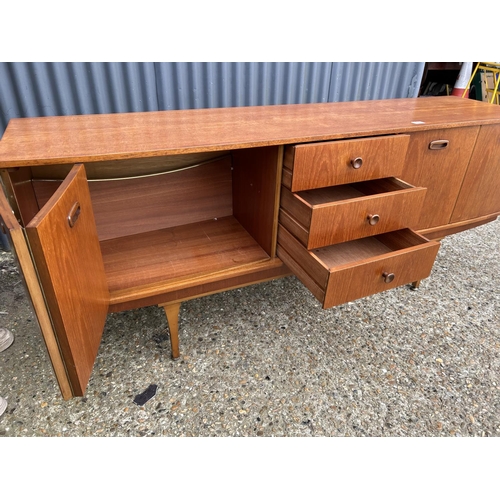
[161,302,181,359]
[411,280,421,290]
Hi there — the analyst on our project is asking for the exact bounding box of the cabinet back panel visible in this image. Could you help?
[29,151,225,180]
[32,156,233,241]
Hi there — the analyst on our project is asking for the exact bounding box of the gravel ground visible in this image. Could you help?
[0,219,499,437]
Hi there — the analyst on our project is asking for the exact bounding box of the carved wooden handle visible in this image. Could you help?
[67,202,81,228]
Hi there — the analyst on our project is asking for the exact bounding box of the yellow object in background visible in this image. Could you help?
[464,62,500,104]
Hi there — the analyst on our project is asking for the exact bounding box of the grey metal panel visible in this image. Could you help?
[155,61,423,108]
[155,62,335,109]
[0,62,158,136]
[0,62,425,138]
[329,62,425,102]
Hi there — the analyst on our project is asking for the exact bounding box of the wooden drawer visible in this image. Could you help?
[283,134,410,191]
[277,225,440,309]
[280,177,427,249]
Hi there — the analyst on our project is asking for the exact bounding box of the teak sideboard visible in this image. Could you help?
[1,97,500,400]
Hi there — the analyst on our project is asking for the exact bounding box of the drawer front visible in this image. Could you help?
[277,225,440,309]
[283,134,410,191]
[280,179,427,249]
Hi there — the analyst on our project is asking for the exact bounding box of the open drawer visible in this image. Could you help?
[277,225,440,309]
[280,177,427,249]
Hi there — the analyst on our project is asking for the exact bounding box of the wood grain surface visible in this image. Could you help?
[25,164,109,396]
[280,179,426,248]
[232,146,283,256]
[451,124,500,222]
[108,258,290,312]
[401,126,480,229]
[101,216,270,297]
[0,184,73,398]
[2,97,500,167]
[419,213,499,240]
[277,225,440,309]
[322,234,440,308]
[29,152,225,180]
[2,168,40,225]
[284,134,410,191]
[32,157,233,241]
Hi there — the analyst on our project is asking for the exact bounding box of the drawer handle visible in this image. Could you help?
[429,140,449,150]
[67,202,81,228]
[367,214,380,226]
[351,157,363,169]
[382,272,395,284]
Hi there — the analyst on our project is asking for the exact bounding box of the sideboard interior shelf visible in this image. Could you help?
[102,216,271,303]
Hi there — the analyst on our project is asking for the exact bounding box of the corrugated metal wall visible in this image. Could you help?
[0,62,425,137]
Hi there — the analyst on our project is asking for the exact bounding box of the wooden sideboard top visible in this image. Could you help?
[2,96,500,167]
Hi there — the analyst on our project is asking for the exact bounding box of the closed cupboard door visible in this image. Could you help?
[451,124,500,223]
[401,127,480,230]
[26,164,109,396]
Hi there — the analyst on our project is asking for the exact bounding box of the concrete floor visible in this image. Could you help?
[0,219,499,437]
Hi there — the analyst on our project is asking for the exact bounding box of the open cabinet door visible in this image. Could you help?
[26,164,109,396]
[1,180,72,399]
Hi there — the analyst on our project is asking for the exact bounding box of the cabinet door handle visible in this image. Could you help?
[351,157,363,169]
[429,140,449,150]
[67,202,81,228]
